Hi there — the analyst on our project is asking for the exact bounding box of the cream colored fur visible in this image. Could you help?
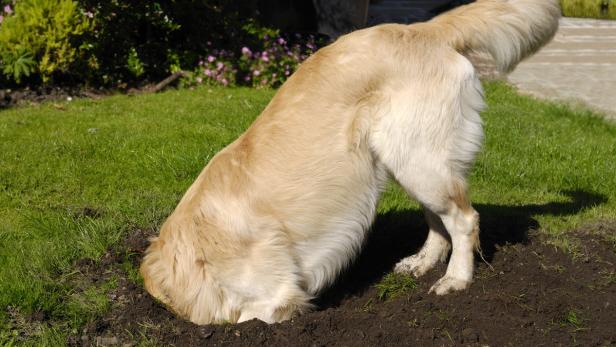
[141,0,560,324]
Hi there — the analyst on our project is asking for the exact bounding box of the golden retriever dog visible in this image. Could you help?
[141,0,560,324]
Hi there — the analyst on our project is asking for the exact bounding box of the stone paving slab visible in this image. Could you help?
[509,18,616,120]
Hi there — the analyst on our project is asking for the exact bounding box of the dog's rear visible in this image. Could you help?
[141,0,560,325]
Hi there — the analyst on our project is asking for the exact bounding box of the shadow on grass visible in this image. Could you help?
[315,189,607,308]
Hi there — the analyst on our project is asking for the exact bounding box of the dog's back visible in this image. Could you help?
[141,0,560,325]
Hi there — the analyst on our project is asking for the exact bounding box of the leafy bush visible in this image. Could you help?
[560,0,616,19]
[0,0,93,84]
[76,0,263,86]
[0,1,323,88]
[1,48,35,83]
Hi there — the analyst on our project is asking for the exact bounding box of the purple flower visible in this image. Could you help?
[241,47,252,56]
[207,55,215,63]
[216,62,224,70]
[253,70,261,76]
[221,78,228,86]
[204,69,212,76]
[277,37,286,45]
[284,70,290,76]
[261,54,269,62]
[244,76,251,82]
[84,11,94,18]
[3,5,12,15]
[307,43,316,51]
[198,60,204,66]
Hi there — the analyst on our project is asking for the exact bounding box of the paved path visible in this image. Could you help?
[508,18,616,119]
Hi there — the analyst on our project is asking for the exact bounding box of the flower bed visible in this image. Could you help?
[188,33,322,89]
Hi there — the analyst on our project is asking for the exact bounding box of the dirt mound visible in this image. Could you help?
[68,218,616,346]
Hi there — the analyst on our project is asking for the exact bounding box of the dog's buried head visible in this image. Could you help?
[141,0,561,324]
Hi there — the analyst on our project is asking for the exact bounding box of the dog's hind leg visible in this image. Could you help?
[427,181,479,295]
[391,166,479,294]
[394,208,451,277]
[372,52,484,293]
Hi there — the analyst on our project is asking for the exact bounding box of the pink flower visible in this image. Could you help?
[216,62,224,70]
[198,60,204,66]
[204,69,212,76]
[221,78,228,86]
[277,37,286,45]
[207,55,215,63]
[195,77,203,84]
[3,5,12,15]
[261,55,269,62]
[253,70,261,76]
[241,47,252,56]
[84,11,94,18]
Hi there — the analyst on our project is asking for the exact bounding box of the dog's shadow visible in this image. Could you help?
[315,189,607,308]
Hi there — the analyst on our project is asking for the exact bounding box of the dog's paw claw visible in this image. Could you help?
[429,276,470,295]
[394,254,432,277]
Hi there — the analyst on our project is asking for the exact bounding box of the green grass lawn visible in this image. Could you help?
[1,82,615,344]
[560,0,616,19]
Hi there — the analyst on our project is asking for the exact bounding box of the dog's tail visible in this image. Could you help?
[429,0,561,73]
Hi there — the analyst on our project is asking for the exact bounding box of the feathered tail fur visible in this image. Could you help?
[430,0,561,72]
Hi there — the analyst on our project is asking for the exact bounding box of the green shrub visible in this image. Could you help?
[560,0,616,19]
[76,1,261,86]
[1,48,36,83]
[0,0,93,84]
[0,1,318,88]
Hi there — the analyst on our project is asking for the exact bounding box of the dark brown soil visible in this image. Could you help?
[68,193,616,346]
[0,74,182,109]
[0,87,102,108]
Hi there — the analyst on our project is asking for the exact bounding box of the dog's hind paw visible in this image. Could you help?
[394,254,434,277]
[428,276,471,295]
